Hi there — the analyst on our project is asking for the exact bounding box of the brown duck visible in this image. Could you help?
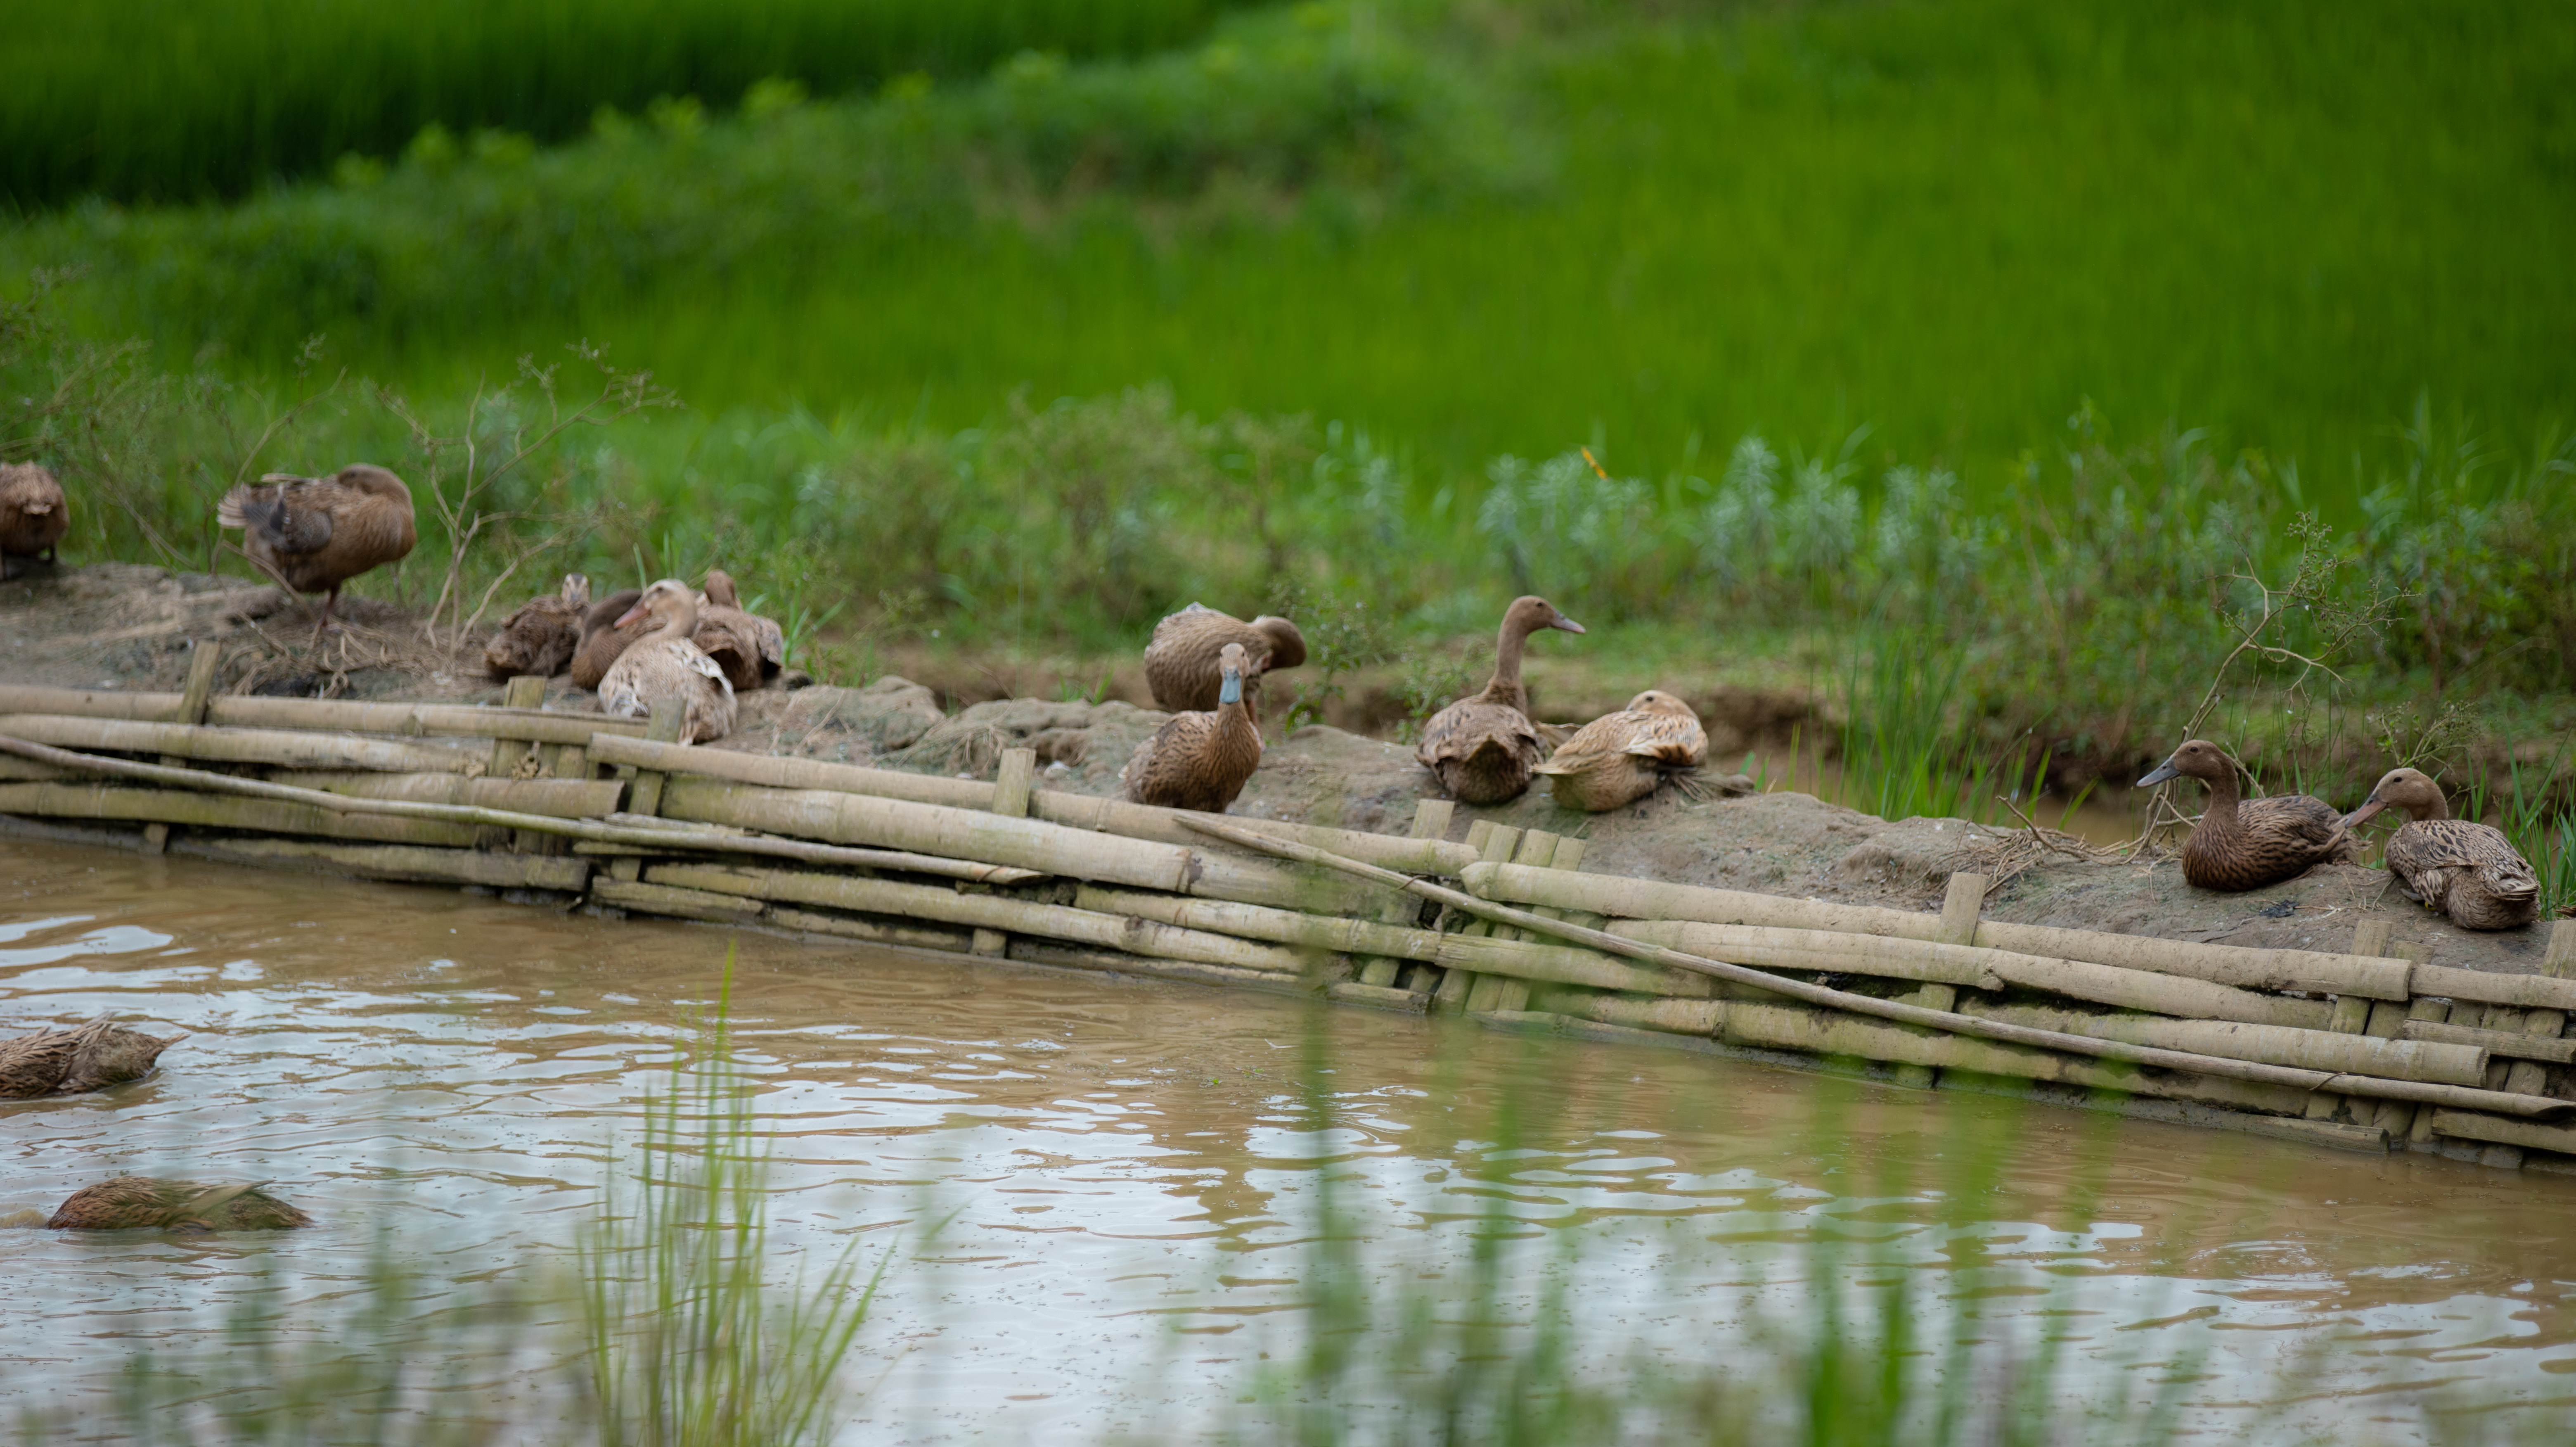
[218,464,417,637]
[1415,595,1586,805]
[1144,604,1307,716]
[1532,689,1708,812]
[599,579,737,743]
[695,569,786,692]
[48,1177,311,1231]
[1120,642,1264,812]
[569,586,648,690]
[0,462,68,579]
[0,1017,184,1097]
[2342,766,2540,930]
[2137,739,2358,891]
[483,573,591,680]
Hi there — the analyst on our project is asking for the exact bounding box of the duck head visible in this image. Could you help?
[1250,615,1307,670]
[1506,595,1585,637]
[561,573,591,606]
[2137,738,2233,788]
[1625,689,1697,720]
[2343,766,2448,829]
[702,569,741,609]
[615,578,700,636]
[1217,643,1250,705]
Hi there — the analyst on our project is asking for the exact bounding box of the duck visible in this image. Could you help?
[0,462,68,579]
[48,1177,311,1231]
[569,586,648,691]
[0,1017,183,1098]
[1532,690,1708,812]
[1144,604,1308,716]
[483,573,591,680]
[598,579,736,743]
[1120,642,1264,812]
[2136,738,2358,892]
[1414,595,1586,805]
[2342,766,2540,930]
[217,464,417,638]
[695,569,786,692]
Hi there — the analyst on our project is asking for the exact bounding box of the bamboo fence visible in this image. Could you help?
[4,659,2573,1169]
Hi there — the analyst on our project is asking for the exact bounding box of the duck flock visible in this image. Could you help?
[0,463,2559,1238]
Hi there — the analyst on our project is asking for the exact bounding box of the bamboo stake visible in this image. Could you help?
[1463,863,2417,1002]
[646,862,1312,974]
[0,733,1035,883]
[992,747,1037,819]
[1180,816,2576,1120]
[145,644,228,855]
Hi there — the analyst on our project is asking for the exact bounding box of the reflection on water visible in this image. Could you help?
[4,840,2575,1442]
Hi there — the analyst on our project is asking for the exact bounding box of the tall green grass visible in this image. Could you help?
[0,0,1240,208]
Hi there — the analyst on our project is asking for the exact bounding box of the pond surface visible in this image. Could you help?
[5,839,2575,1443]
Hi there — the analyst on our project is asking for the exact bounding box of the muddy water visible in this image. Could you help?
[6,841,2576,1442]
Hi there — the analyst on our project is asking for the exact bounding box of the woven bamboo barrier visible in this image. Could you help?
[0,782,478,847]
[0,714,477,773]
[1462,862,2419,1002]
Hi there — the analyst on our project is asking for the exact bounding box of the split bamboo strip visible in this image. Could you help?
[1004,939,1313,996]
[172,837,592,891]
[592,877,769,925]
[1462,863,2415,1002]
[2423,1110,2576,1156]
[1961,1001,2489,1087]
[766,906,975,954]
[0,688,650,746]
[651,775,1371,910]
[271,771,624,820]
[1186,817,2576,1120]
[645,862,1315,974]
[0,734,1037,883]
[586,734,1479,876]
[0,781,478,847]
[0,714,475,773]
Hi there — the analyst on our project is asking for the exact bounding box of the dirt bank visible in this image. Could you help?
[4,563,2558,975]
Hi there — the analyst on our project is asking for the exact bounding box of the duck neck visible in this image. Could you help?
[2196,763,2244,833]
[654,600,698,646]
[1483,616,1534,712]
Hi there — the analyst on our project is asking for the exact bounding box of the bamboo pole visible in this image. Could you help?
[1462,862,2416,1002]
[172,836,592,892]
[1961,1000,2488,1087]
[645,861,1314,974]
[766,906,975,954]
[585,733,1480,876]
[0,714,476,774]
[271,771,625,820]
[2400,1019,2576,1064]
[2412,962,2576,1013]
[1182,816,2576,1120]
[0,733,1036,883]
[0,782,478,847]
[591,877,771,926]
[1002,939,1314,996]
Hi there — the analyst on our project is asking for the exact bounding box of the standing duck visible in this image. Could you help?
[2342,767,2540,930]
[0,462,68,579]
[598,579,736,743]
[2137,739,2358,891]
[1120,642,1264,812]
[48,1177,311,1231]
[569,586,648,691]
[1144,604,1308,715]
[695,569,786,692]
[1415,595,1586,805]
[1532,690,1707,812]
[483,573,591,680]
[217,464,416,638]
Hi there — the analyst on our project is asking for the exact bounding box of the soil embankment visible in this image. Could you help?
[3,563,2556,978]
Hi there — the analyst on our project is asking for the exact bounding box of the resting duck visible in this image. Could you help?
[2342,766,2540,930]
[48,1177,311,1231]
[2138,738,2357,891]
[217,464,416,638]
[599,579,736,742]
[569,587,648,691]
[1532,690,1708,812]
[1415,595,1585,804]
[1120,642,1264,812]
[695,569,785,692]
[0,1017,182,1098]
[483,573,591,680]
[0,462,68,579]
[1144,604,1307,715]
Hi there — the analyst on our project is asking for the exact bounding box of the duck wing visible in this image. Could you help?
[2394,820,2540,902]
[2241,794,2350,852]
[1416,697,1539,768]
[1619,711,1708,768]
[1146,607,1260,713]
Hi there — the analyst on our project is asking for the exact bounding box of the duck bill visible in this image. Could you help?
[1550,616,1587,634]
[613,605,650,629]
[2136,760,2179,788]
[2340,797,2389,830]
